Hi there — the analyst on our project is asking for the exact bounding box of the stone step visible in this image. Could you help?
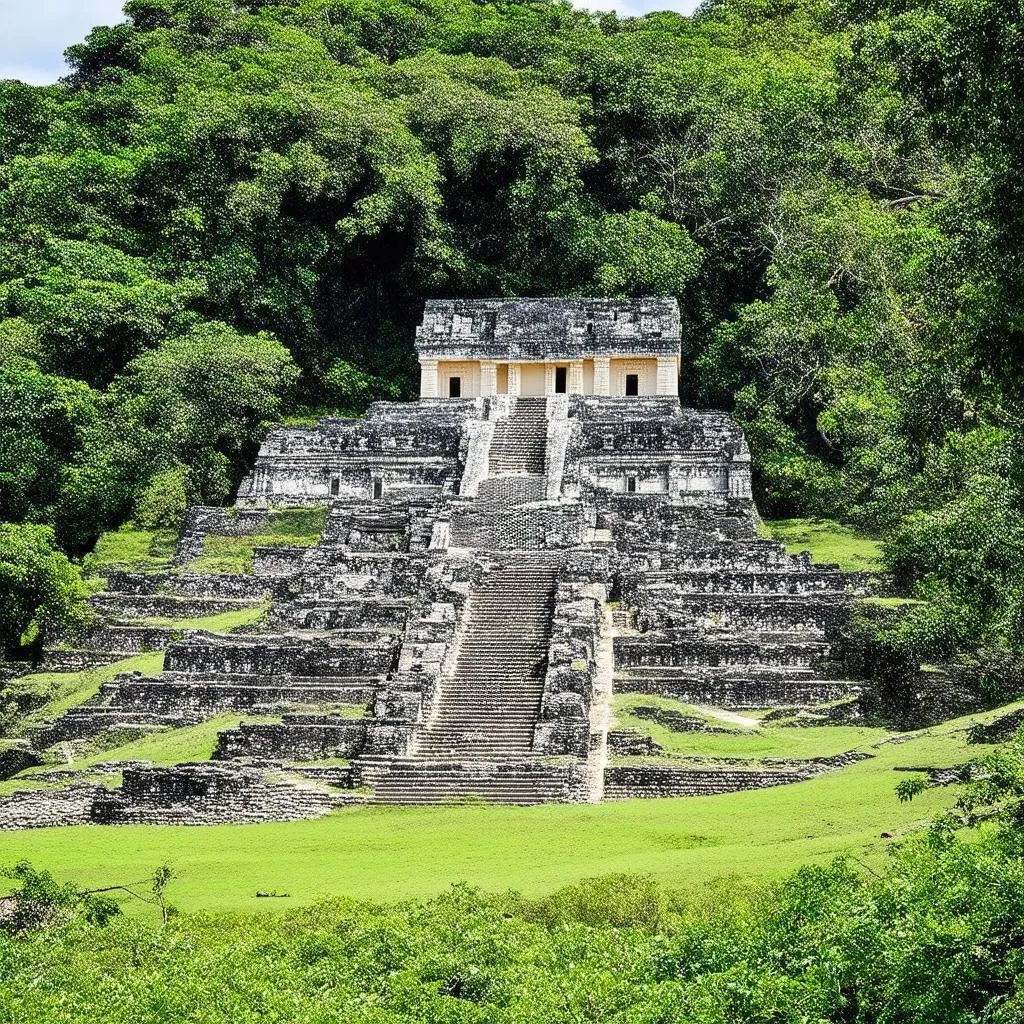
[88,594,262,619]
[613,672,861,709]
[405,559,557,764]
[363,757,582,805]
[40,649,134,672]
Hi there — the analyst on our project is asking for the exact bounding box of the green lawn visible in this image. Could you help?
[5,652,166,733]
[762,517,884,571]
[0,706,998,914]
[187,508,327,574]
[138,603,271,632]
[84,526,178,573]
[612,694,890,759]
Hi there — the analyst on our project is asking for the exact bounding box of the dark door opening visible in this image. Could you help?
[625,373,639,396]
[330,477,340,496]
[626,476,637,493]
[449,376,462,398]
[555,367,567,393]
[373,479,383,500]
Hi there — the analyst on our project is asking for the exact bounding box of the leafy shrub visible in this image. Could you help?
[0,861,120,933]
[0,523,89,658]
[133,464,195,529]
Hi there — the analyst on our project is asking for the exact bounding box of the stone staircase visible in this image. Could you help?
[367,559,562,803]
[449,397,558,549]
[418,560,558,759]
[488,398,548,475]
[361,758,580,805]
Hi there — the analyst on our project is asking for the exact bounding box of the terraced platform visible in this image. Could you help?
[0,303,886,825]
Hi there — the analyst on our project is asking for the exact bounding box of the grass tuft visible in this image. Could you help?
[762,517,884,571]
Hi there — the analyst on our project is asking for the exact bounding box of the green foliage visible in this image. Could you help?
[323,358,400,413]
[0,0,1022,666]
[883,466,1024,657]
[4,823,1024,1022]
[107,322,299,505]
[0,238,200,385]
[133,464,195,529]
[0,861,121,932]
[593,211,702,296]
[517,872,673,930]
[0,359,98,527]
[0,523,89,658]
[929,726,1024,832]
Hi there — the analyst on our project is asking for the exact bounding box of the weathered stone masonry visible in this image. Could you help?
[0,297,876,825]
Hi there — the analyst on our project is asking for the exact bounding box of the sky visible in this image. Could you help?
[0,0,697,85]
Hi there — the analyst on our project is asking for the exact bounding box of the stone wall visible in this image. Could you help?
[164,631,399,677]
[237,403,472,506]
[215,715,367,761]
[603,751,870,799]
[91,764,346,825]
[0,784,109,830]
[175,506,277,565]
[533,553,609,756]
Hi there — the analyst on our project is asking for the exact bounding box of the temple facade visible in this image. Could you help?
[0,294,878,826]
[416,297,681,398]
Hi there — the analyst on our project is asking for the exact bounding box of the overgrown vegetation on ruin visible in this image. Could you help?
[1,0,1023,683]
[0,701,1002,908]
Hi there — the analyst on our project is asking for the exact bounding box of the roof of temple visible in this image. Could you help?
[415,298,681,361]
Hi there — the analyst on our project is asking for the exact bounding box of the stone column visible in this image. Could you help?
[480,361,498,397]
[568,360,584,394]
[593,356,611,396]
[507,363,521,396]
[544,363,556,395]
[656,356,678,396]
[419,359,439,398]
[729,466,752,498]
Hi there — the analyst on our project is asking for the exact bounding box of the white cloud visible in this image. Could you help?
[0,0,128,84]
[0,0,699,86]
[581,0,700,13]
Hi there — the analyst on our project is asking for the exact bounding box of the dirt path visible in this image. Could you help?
[696,706,761,729]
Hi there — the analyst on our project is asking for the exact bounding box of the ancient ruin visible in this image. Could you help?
[0,298,876,826]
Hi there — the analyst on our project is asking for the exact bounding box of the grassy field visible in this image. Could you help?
[0,706,1001,914]
[761,517,884,571]
[187,507,328,574]
[611,693,889,759]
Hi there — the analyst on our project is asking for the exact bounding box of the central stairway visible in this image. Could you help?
[450,397,556,547]
[487,397,548,475]
[367,559,563,804]
[417,559,558,760]
[365,397,580,804]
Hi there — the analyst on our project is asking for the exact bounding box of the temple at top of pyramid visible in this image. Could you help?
[0,294,884,827]
[416,297,682,398]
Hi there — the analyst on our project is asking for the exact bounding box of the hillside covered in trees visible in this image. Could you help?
[2,0,1022,675]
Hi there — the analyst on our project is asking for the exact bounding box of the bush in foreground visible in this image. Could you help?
[2,827,1023,1023]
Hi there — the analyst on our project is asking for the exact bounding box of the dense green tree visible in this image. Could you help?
[101,322,300,508]
[0,359,98,526]
[0,0,1022,663]
[0,523,89,657]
